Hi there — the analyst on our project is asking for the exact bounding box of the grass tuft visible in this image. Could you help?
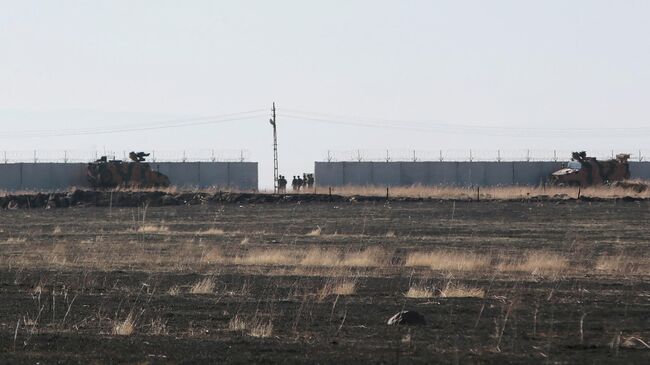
[440,283,485,298]
[167,286,181,296]
[306,227,322,236]
[190,277,215,294]
[249,319,273,338]
[404,285,435,298]
[228,315,247,332]
[112,313,136,336]
[137,225,170,233]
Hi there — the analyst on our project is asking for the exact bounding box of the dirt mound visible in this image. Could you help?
[0,188,647,209]
[0,190,353,209]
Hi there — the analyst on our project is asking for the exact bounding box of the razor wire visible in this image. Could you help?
[322,149,649,162]
[0,149,251,163]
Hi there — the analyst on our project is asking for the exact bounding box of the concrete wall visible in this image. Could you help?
[0,162,258,191]
[316,161,638,187]
[629,162,650,180]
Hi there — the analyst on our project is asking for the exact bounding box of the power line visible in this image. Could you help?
[4,105,650,139]
[280,107,650,132]
[279,109,650,137]
[0,110,267,139]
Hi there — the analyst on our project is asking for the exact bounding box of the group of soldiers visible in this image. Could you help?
[276,173,314,192]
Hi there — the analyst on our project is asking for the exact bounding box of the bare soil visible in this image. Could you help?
[0,200,649,364]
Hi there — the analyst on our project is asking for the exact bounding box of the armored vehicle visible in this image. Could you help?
[550,151,630,187]
[87,152,170,189]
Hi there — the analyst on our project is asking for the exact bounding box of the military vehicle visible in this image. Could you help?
[550,151,630,187]
[87,151,170,189]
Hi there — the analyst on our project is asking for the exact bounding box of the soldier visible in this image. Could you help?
[296,175,304,191]
[306,173,315,188]
[278,175,287,193]
[291,176,299,191]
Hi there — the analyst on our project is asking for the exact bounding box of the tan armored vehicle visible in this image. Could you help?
[551,151,630,187]
[87,151,170,189]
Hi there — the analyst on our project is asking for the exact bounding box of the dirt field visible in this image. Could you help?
[1,199,649,364]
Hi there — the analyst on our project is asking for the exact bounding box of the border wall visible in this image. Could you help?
[0,162,258,191]
[315,161,650,187]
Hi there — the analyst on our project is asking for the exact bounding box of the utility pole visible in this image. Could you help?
[269,102,279,193]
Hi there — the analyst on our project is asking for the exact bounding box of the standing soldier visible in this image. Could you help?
[296,175,304,191]
[278,175,287,193]
[305,173,315,188]
[291,176,298,191]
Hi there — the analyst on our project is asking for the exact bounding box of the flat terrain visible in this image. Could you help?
[0,200,649,364]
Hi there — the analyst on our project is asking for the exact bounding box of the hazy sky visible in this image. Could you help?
[2,1,650,188]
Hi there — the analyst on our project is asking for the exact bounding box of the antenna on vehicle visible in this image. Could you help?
[270,102,279,193]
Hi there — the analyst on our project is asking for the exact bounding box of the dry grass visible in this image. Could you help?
[112,313,136,336]
[148,317,168,336]
[300,248,342,267]
[596,255,650,275]
[4,237,27,244]
[190,277,215,294]
[341,247,389,267]
[249,319,273,338]
[201,247,225,263]
[318,278,357,300]
[48,243,68,266]
[234,247,388,268]
[228,315,273,338]
[137,225,170,233]
[200,228,226,235]
[321,183,650,200]
[228,315,247,332]
[235,249,298,266]
[500,252,568,275]
[440,283,485,298]
[306,227,322,236]
[405,250,491,272]
[167,285,181,296]
[404,285,435,298]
